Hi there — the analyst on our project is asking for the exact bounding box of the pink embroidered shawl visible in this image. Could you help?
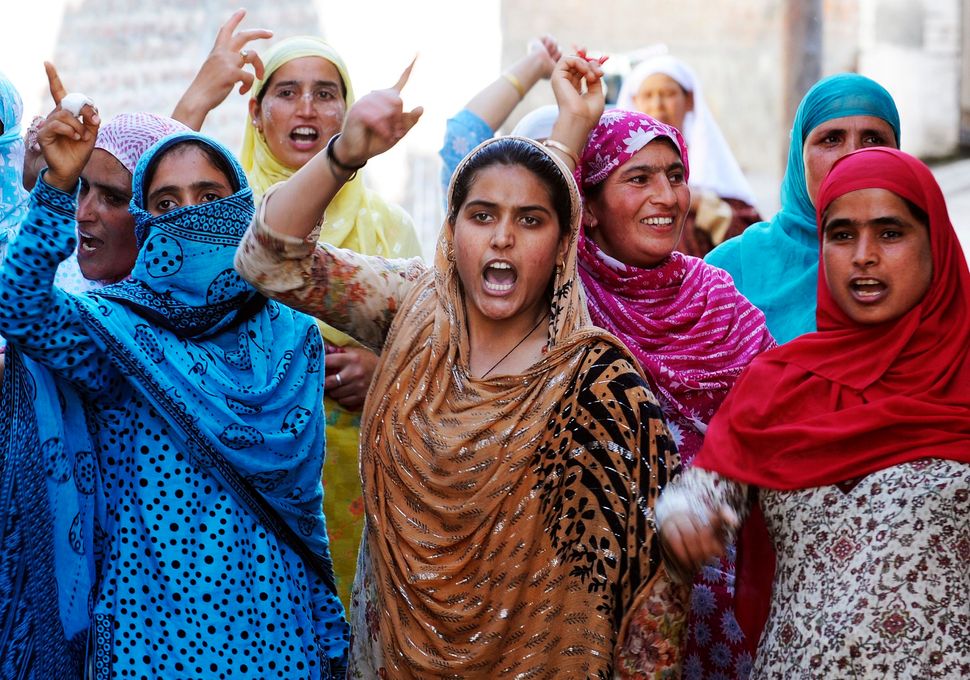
[577,110,775,460]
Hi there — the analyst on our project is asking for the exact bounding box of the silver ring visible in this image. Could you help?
[240,49,250,60]
[334,373,343,386]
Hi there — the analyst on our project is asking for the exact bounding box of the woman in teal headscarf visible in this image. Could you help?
[0,71,29,262]
[705,73,900,344]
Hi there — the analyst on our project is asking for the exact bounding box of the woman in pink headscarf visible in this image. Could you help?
[51,112,190,293]
[575,109,775,679]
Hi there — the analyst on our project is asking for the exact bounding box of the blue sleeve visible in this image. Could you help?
[0,175,120,394]
[439,109,494,205]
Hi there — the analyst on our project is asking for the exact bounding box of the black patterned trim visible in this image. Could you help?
[35,173,79,218]
[96,282,266,338]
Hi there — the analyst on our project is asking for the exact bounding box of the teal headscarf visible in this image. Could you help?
[0,71,28,250]
[705,73,900,344]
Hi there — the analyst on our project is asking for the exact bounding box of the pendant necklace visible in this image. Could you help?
[480,314,548,379]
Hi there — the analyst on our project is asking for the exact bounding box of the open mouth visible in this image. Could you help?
[849,278,887,302]
[641,216,675,229]
[482,261,517,294]
[289,126,320,148]
[78,232,104,254]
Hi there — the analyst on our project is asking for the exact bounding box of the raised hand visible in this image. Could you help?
[333,60,423,168]
[38,62,100,192]
[551,52,606,132]
[528,35,562,80]
[172,9,273,130]
[544,52,606,170]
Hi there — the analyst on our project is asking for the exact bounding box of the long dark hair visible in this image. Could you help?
[447,138,572,236]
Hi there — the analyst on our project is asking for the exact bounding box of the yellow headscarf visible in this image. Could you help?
[242,36,422,346]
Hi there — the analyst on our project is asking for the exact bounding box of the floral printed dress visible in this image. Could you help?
[667,460,970,678]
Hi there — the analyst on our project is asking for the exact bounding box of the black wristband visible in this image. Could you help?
[326,133,366,181]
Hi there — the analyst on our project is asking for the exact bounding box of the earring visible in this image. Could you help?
[556,259,565,275]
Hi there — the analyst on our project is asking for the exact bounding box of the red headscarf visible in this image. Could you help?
[694,147,970,486]
[693,147,970,649]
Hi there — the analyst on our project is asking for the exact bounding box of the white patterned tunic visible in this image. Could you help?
[667,459,970,678]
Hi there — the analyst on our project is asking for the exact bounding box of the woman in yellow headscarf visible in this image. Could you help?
[242,36,422,607]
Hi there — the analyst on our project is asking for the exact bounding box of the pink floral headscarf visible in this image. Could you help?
[577,108,689,188]
[95,112,189,176]
[576,109,774,461]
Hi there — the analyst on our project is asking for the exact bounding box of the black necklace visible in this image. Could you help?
[480,314,548,379]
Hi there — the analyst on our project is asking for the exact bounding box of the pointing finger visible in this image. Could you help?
[391,56,417,93]
[232,28,274,49]
[45,62,68,105]
[216,8,246,44]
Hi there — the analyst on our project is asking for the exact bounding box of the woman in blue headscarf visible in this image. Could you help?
[0,71,28,265]
[0,81,348,678]
[705,73,900,344]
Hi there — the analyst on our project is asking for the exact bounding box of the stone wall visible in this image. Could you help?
[52,0,321,151]
[500,0,791,177]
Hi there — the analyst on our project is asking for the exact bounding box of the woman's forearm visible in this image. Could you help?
[0,177,118,392]
[236,195,427,351]
[261,135,353,240]
[466,51,547,131]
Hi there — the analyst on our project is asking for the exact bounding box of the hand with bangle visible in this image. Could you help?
[501,35,561,101]
[325,133,366,182]
[329,59,423,176]
[260,60,423,241]
[546,50,607,171]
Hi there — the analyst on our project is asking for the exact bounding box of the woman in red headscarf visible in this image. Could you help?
[656,147,970,677]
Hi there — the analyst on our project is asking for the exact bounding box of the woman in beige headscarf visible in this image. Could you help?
[236,54,687,679]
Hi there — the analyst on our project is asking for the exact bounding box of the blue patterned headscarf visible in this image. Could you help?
[706,73,900,344]
[0,72,28,251]
[102,132,265,337]
[86,132,340,575]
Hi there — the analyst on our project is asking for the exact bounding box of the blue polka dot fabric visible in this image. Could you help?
[0,133,348,678]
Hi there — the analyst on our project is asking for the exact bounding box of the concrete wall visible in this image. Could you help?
[500,0,791,177]
[858,0,963,158]
[53,0,321,151]
[501,0,966,178]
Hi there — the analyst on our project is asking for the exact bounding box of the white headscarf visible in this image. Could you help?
[616,55,757,206]
[510,104,558,140]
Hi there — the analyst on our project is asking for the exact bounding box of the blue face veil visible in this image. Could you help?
[705,73,900,344]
